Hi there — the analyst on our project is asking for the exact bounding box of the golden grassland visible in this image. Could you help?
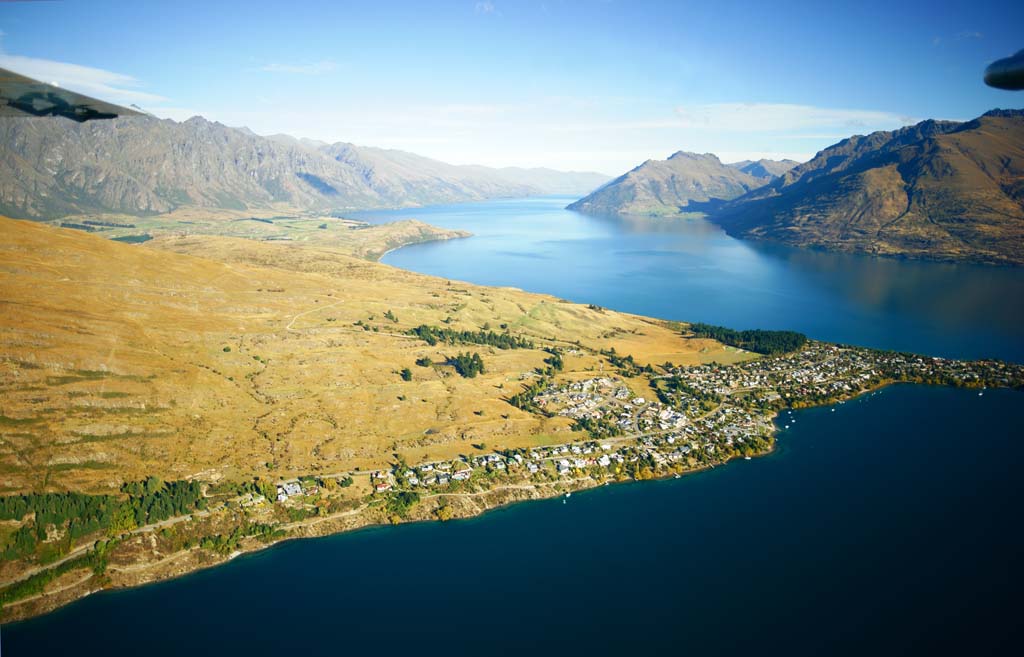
[0,214,750,497]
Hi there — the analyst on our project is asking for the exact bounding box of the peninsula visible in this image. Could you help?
[1,215,1021,622]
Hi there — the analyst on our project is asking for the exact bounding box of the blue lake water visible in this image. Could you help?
[359,196,1024,362]
[6,197,1023,655]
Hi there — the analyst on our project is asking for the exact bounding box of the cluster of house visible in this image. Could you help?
[532,377,629,419]
[373,461,475,492]
[275,480,318,503]
[554,449,625,475]
[346,418,787,499]
[530,376,691,434]
[238,492,268,508]
[684,406,774,448]
[270,343,1023,507]
[667,342,1021,407]
[610,398,690,433]
[861,350,1020,388]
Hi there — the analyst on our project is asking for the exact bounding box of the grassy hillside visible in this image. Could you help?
[0,216,745,496]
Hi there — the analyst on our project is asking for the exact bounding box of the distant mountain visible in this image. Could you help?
[715,109,1024,265]
[0,115,608,220]
[728,158,800,180]
[566,151,778,216]
[466,166,611,196]
[317,143,608,203]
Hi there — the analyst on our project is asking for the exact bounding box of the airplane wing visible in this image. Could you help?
[0,66,144,122]
[984,49,1024,91]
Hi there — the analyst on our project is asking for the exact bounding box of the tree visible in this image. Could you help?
[400,368,413,381]
[108,503,137,535]
[144,476,164,496]
[449,352,485,378]
[386,491,420,518]
[544,349,564,372]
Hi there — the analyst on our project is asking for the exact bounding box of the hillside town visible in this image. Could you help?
[269,341,1024,503]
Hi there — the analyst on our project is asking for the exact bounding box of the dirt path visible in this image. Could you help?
[279,503,370,531]
[107,547,197,574]
[285,297,346,332]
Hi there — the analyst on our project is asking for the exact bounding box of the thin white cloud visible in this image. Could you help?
[0,54,168,105]
[673,103,913,133]
[257,60,337,75]
[955,31,983,41]
[474,2,497,15]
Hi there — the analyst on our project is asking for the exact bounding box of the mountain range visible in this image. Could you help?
[716,109,1024,264]
[0,115,609,220]
[566,151,797,216]
[567,110,1024,264]
[4,107,1021,264]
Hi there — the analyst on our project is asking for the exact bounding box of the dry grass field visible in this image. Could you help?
[51,205,472,261]
[0,214,749,496]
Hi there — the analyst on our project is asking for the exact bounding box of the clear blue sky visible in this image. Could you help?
[1,0,1020,173]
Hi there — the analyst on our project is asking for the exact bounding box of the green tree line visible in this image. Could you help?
[408,324,534,349]
[1,477,205,561]
[688,323,807,355]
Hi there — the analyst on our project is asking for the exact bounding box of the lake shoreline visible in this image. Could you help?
[0,426,774,624]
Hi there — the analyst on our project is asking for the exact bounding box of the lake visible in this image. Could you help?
[5,197,1023,655]
[360,196,1024,362]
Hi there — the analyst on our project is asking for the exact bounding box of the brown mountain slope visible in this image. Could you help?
[567,151,768,216]
[715,110,1024,264]
[0,216,739,495]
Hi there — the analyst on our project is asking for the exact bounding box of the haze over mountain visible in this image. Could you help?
[0,115,609,220]
[729,159,800,180]
[566,151,794,216]
[715,109,1024,265]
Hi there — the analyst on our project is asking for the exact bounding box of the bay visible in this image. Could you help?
[357,196,1024,362]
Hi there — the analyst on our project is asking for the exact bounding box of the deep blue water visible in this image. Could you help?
[6,197,1024,655]
[7,386,1021,656]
